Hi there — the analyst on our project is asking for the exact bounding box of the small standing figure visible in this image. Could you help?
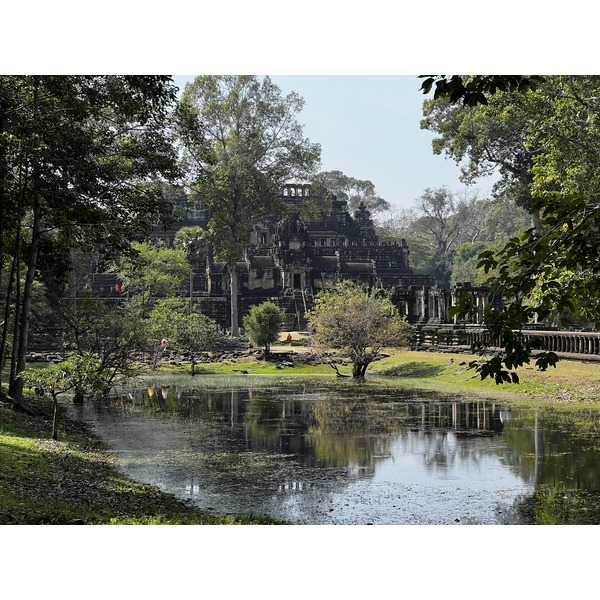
[286,333,292,342]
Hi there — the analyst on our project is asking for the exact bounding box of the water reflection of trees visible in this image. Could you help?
[116,385,511,474]
[121,387,516,476]
[495,408,600,524]
[112,383,600,523]
[500,410,600,490]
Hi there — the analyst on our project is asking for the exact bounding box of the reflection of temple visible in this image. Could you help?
[91,183,491,333]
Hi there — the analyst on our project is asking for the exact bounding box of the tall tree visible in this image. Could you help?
[176,75,321,336]
[421,85,538,220]
[423,76,600,382]
[308,280,413,379]
[1,76,180,403]
[381,186,492,286]
[310,170,390,217]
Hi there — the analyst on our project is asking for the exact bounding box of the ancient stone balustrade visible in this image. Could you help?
[417,325,600,361]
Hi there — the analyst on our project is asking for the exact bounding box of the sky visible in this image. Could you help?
[172,75,486,211]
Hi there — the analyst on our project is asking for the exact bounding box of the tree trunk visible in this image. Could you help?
[9,189,42,401]
[531,209,540,234]
[4,176,26,387]
[532,209,541,323]
[10,80,42,403]
[189,271,194,314]
[0,239,19,382]
[9,254,21,391]
[191,355,196,376]
[352,360,368,379]
[0,104,6,360]
[230,264,239,337]
[52,392,59,440]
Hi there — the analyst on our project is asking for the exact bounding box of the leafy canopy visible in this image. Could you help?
[21,353,106,439]
[115,242,192,312]
[150,299,220,353]
[309,280,413,378]
[419,75,544,106]
[176,75,321,265]
[243,302,283,355]
[62,298,149,387]
[424,76,600,382]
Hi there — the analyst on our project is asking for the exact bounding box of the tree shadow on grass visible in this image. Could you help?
[377,362,446,378]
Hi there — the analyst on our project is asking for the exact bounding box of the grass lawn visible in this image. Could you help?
[154,330,600,404]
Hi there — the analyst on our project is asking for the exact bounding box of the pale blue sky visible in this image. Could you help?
[172,75,496,211]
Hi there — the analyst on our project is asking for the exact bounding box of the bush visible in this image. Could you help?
[243,302,283,356]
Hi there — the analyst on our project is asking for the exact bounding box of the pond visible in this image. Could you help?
[68,375,600,525]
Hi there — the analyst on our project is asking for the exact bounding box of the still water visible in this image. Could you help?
[69,376,600,525]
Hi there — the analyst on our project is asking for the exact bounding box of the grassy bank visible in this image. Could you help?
[154,333,600,404]
[0,389,285,525]
[370,350,600,403]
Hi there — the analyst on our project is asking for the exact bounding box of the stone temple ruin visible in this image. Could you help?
[89,183,492,342]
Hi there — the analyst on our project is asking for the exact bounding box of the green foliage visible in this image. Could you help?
[149,298,221,374]
[419,75,545,106]
[421,88,537,207]
[173,226,209,266]
[426,76,600,383]
[310,170,390,216]
[243,302,283,355]
[472,191,600,328]
[383,186,521,286]
[177,75,321,262]
[62,298,149,386]
[0,75,180,400]
[21,353,105,400]
[451,241,488,285]
[21,353,105,439]
[402,238,435,274]
[0,75,180,260]
[115,241,192,312]
[308,280,414,378]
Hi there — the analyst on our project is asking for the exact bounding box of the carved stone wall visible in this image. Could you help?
[86,185,494,332]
